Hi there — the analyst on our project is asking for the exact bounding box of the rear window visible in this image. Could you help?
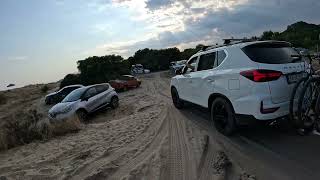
[242,43,300,64]
[95,84,109,93]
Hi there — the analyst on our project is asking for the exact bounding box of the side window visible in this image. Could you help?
[95,85,109,94]
[60,87,71,96]
[197,52,216,71]
[183,57,198,74]
[83,87,97,99]
[217,50,226,66]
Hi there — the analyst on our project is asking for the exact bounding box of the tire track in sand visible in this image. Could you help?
[69,107,168,180]
[109,110,168,180]
[164,106,197,180]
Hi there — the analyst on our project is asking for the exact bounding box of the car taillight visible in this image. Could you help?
[240,69,282,82]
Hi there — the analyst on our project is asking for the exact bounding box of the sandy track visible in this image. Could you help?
[0,71,245,180]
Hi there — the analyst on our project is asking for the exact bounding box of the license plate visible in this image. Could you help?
[286,72,306,84]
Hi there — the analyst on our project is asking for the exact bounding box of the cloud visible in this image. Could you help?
[89,0,320,58]
[7,56,28,61]
[91,23,114,35]
[146,0,174,10]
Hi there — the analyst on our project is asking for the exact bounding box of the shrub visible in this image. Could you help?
[0,93,6,105]
[41,85,49,93]
[3,109,49,146]
[0,109,82,151]
[49,115,81,136]
[60,74,81,89]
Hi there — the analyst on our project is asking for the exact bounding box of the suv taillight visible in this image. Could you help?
[240,69,282,82]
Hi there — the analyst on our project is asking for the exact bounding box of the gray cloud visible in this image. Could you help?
[147,0,320,45]
[101,0,320,57]
[146,0,174,10]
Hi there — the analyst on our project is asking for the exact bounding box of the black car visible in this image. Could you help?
[45,85,84,105]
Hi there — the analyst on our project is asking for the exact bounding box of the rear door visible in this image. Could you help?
[82,87,99,112]
[242,42,306,104]
[94,84,110,107]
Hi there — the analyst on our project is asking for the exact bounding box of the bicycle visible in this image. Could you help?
[290,54,320,135]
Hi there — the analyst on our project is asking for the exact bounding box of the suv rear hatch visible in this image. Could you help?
[242,41,307,104]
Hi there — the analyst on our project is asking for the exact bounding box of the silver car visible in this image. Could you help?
[48,83,119,121]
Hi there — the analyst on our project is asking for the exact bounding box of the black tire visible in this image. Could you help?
[296,77,320,132]
[76,109,88,122]
[289,77,309,128]
[171,87,184,109]
[110,96,119,109]
[211,97,236,136]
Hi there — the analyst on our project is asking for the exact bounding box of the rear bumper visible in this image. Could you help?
[233,95,290,121]
[235,114,288,126]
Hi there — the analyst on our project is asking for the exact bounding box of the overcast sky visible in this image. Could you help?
[0,0,319,89]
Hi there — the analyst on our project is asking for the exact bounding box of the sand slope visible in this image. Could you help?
[0,72,250,180]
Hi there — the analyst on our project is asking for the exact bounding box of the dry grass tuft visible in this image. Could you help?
[0,93,7,105]
[0,108,81,151]
[49,115,82,136]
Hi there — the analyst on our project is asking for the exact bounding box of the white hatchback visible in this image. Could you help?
[171,40,307,135]
[48,83,119,122]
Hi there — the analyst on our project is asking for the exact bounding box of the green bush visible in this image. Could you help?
[0,93,7,105]
[60,55,130,88]
[41,85,49,93]
[60,74,81,89]
[77,55,130,85]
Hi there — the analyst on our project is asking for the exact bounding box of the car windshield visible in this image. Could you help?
[62,87,87,102]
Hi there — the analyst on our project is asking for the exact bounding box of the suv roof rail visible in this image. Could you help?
[198,38,260,52]
[223,38,257,45]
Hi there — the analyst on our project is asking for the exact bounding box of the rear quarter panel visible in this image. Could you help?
[213,47,260,112]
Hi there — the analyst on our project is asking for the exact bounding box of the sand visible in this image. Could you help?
[0,72,253,180]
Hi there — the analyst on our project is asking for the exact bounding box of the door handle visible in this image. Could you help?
[207,79,215,83]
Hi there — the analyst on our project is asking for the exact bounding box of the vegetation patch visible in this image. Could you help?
[0,93,7,105]
[41,85,49,93]
[0,108,81,151]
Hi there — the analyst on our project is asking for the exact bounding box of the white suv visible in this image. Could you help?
[171,40,306,135]
[48,83,119,122]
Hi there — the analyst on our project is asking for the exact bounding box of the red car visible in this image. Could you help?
[109,75,141,91]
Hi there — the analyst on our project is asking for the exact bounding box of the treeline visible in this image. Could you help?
[61,21,320,88]
[260,21,320,50]
[60,45,203,88]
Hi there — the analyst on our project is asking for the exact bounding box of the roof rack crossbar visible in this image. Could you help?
[198,38,260,52]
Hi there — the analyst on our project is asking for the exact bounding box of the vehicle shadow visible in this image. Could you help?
[179,102,320,179]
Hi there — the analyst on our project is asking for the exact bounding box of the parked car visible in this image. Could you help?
[45,85,84,105]
[109,75,141,91]
[171,40,307,135]
[48,83,118,121]
[170,60,187,74]
[131,64,150,74]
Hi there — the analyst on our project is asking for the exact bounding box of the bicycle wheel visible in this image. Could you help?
[315,86,320,132]
[289,76,309,128]
[297,77,320,134]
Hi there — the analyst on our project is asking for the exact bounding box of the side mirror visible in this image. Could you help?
[175,69,182,75]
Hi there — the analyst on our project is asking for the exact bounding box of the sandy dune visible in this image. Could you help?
[0,72,251,180]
